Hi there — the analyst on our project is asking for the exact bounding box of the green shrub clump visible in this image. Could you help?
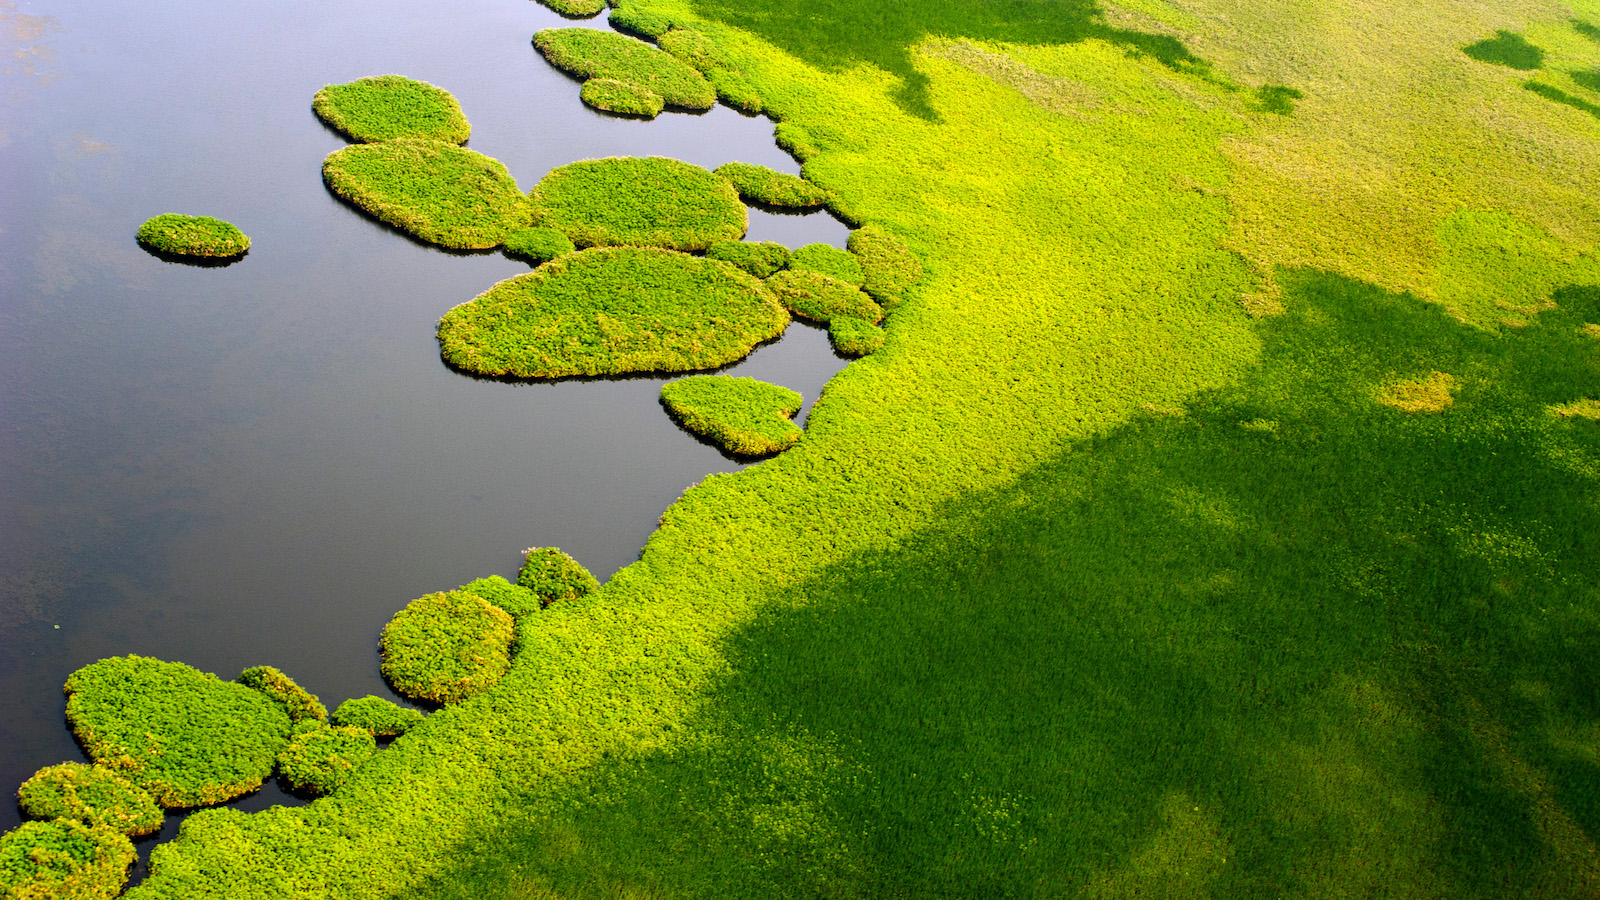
[331,696,425,738]
[275,724,377,796]
[437,247,789,378]
[238,666,327,723]
[63,655,292,808]
[517,548,600,606]
[458,575,546,618]
[322,138,530,250]
[847,224,924,308]
[660,375,803,457]
[311,75,470,144]
[530,156,746,252]
[714,162,828,208]
[380,592,515,705]
[16,763,163,837]
[706,240,791,277]
[136,214,250,258]
[607,3,673,39]
[536,0,605,18]
[533,28,714,110]
[502,227,575,266]
[0,819,134,900]
[580,78,665,118]
[765,269,882,324]
[828,315,886,357]
[790,242,864,284]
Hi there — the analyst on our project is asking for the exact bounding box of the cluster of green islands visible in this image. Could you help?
[19,0,1600,896]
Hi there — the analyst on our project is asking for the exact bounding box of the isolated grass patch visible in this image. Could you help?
[331,697,425,739]
[533,28,715,110]
[517,548,599,607]
[1377,370,1458,413]
[64,656,292,808]
[828,315,885,357]
[580,78,665,117]
[661,375,803,456]
[765,268,881,323]
[714,162,828,208]
[501,227,575,266]
[536,0,606,18]
[530,156,745,251]
[275,725,377,797]
[17,763,163,837]
[238,666,327,724]
[707,240,791,277]
[0,819,133,900]
[311,75,470,144]
[790,242,863,284]
[846,224,922,308]
[322,139,529,250]
[1464,30,1545,69]
[380,592,514,706]
[438,247,788,378]
[608,2,673,39]
[136,214,249,259]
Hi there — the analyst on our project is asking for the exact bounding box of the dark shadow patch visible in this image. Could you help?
[137,242,247,268]
[1524,81,1600,119]
[1570,68,1600,94]
[1574,19,1600,43]
[1464,30,1545,70]
[1254,84,1303,115]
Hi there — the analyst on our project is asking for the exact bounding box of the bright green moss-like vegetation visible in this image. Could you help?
[238,666,327,723]
[579,77,665,117]
[714,162,828,208]
[275,725,377,797]
[0,819,133,900]
[380,592,514,706]
[437,247,788,378]
[660,375,803,456]
[322,139,529,250]
[458,576,545,618]
[711,68,764,113]
[64,656,291,808]
[535,0,606,18]
[517,547,600,606]
[658,28,730,72]
[790,242,863,284]
[707,239,790,277]
[530,156,745,251]
[533,28,715,110]
[330,697,425,739]
[311,75,470,144]
[136,214,250,259]
[827,315,884,357]
[16,763,163,837]
[846,224,922,308]
[501,227,574,266]
[764,268,881,323]
[1463,30,1544,70]
[608,3,673,39]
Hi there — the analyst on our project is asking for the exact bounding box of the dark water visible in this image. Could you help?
[0,0,851,855]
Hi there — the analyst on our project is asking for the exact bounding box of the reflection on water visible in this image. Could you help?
[0,0,853,858]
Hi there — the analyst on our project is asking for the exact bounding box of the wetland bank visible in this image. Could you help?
[5,0,1600,896]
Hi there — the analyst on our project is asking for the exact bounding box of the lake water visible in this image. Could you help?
[0,0,851,863]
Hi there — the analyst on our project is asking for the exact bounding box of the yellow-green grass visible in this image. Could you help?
[322,139,531,251]
[380,592,514,706]
[660,375,804,456]
[846,222,923,308]
[535,0,606,19]
[608,2,675,40]
[764,267,880,323]
[238,665,328,724]
[311,75,470,144]
[0,819,134,900]
[330,696,426,739]
[501,226,575,266]
[275,725,377,797]
[789,241,863,284]
[827,314,885,356]
[529,156,746,251]
[136,214,250,258]
[706,239,790,277]
[17,763,164,838]
[579,78,665,117]
[533,28,716,110]
[437,247,789,378]
[713,161,829,208]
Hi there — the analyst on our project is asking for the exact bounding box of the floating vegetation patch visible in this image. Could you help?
[517,547,599,607]
[530,156,746,252]
[16,763,164,837]
[438,247,788,378]
[136,214,250,259]
[238,665,327,723]
[847,224,923,309]
[502,226,575,266]
[714,162,828,208]
[790,242,864,284]
[331,697,425,738]
[311,75,470,144]
[458,576,546,619]
[765,268,881,324]
[707,239,791,277]
[380,591,514,706]
[580,77,665,117]
[533,28,715,110]
[275,724,377,796]
[534,0,606,18]
[1463,30,1544,70]
[0,818,134,900]
[1377,371,1457,413]
[322,138,530,250]
[608,3,673,40]
[661,375,803,457]
[64,656,292,808]
[828,315,885,357]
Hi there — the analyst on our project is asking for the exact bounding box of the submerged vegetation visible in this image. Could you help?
[660,376,804,456]
[312,75,470,144]
[533,28,715,110]
[529,156,746,251]
[322,139,529,250]
[136,214,250,259]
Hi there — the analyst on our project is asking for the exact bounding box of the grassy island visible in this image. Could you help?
[529,156,746,251]
[136,214,249,259]
[517,547,600,606]
[827,314,885,357]
[764,267,881,323]
[533,28,715,110]
[322,139,529,250]
[331,697,425,738]
[707,239,791,277]
[579,78,665,117]
[660,375,804,456]
[311,75,471,144]
[0,819,134,900]
[714,162,829,208]
[275,725,377,796]
[380,592,515,706]
[17,763,164,837]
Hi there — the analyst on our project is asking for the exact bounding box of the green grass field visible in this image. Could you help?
[116,0,1600,896]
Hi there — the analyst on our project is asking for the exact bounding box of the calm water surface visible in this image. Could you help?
[0,0,851,858]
